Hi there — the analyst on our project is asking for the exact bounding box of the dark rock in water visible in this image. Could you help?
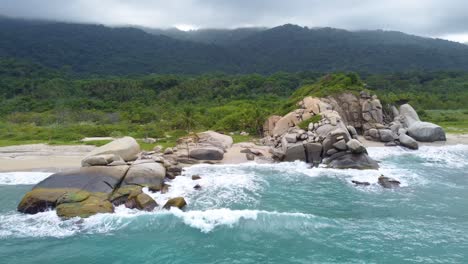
[191,175,201,180]
[163,197,187,209]
[134,193,157,211]
[148,184,170,193]
[351,180,371,186]
[378,175,401,189]
[193,184,202,190]
[283,143,306,162]
[124,191,157,211]
[166,165,183,179]
[304,142,322,165]
[325,153,379,170]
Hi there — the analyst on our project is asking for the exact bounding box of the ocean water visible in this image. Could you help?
[1,145,467,264]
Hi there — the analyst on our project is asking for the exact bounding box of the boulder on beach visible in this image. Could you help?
[189,146,224,160]
[399,104,446,142]
[84,136,140,162]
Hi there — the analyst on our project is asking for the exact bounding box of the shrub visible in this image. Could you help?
[298,114,322,130]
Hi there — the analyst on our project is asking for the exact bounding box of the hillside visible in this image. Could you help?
[2,18,468,75]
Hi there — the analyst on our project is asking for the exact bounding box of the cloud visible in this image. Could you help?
[1,0,467,40]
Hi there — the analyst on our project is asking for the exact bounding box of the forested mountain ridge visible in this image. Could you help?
[1,17,468,75]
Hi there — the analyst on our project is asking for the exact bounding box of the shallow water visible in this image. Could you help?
[1,145,467,263]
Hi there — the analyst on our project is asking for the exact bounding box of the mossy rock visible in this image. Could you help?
[56,196,114,219]
[135,193,158,211]
[56,191,91,205]
[109,185,143,206]
[148,183,170,193]
[18,188,83,214]
[163,197,187,210]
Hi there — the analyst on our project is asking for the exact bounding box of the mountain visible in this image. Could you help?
[1,17,468,75]
[143,27,266,45]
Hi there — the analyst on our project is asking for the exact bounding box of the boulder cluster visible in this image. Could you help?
[262,91,446,168]
[17,132,233,219]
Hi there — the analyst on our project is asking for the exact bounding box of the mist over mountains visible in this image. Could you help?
[1,16,468,76]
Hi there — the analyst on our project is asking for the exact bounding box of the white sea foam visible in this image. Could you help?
[169,207,317,233]
[0,172,52,185]
[368,145,468,168]
[0,207,317,238]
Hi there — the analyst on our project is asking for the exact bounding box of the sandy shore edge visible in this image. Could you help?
[0,134,467,172]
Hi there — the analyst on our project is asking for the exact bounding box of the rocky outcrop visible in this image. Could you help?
[265,98,379,169]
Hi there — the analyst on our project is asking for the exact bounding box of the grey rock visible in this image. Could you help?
[325,153,379,170]
[123,162,166,187]
[304,143,322,165]
[378,175,401,189]
[283,143,306,162]
[189,147,224,160]
[346,139,366,154]
[333,139,348,151]
[84,137,140,162]
[399,134,419,150]
[378,129,395,142]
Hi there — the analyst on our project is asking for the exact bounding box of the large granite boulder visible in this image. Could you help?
[407,122,446,142]
[399,104,446,142]
[197,131,233,151]
[189,147,224,160]
[84,137,140,162]
[18,166,129,215]
[122,162,166,188]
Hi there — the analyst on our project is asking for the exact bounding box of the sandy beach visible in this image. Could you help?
[0,134,467,172]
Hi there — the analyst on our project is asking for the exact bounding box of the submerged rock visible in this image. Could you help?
[378,175,401,189]
[351,180,371,186]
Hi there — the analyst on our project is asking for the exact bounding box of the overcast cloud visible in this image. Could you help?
[0,0,467,42]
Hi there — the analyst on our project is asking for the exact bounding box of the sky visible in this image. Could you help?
[0,0,467,43]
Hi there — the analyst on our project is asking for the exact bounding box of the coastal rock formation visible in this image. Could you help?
[264,92,446,164]
[264,97,379,169]
[17,166,129,215]
[17,137,198,219]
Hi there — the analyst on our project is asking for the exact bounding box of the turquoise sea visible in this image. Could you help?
[1,145,467,263]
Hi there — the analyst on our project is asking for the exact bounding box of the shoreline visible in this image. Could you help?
[0,134,467,173]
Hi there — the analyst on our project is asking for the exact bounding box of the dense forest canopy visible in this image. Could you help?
[0,58,467,143]
[2,18,468,75]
